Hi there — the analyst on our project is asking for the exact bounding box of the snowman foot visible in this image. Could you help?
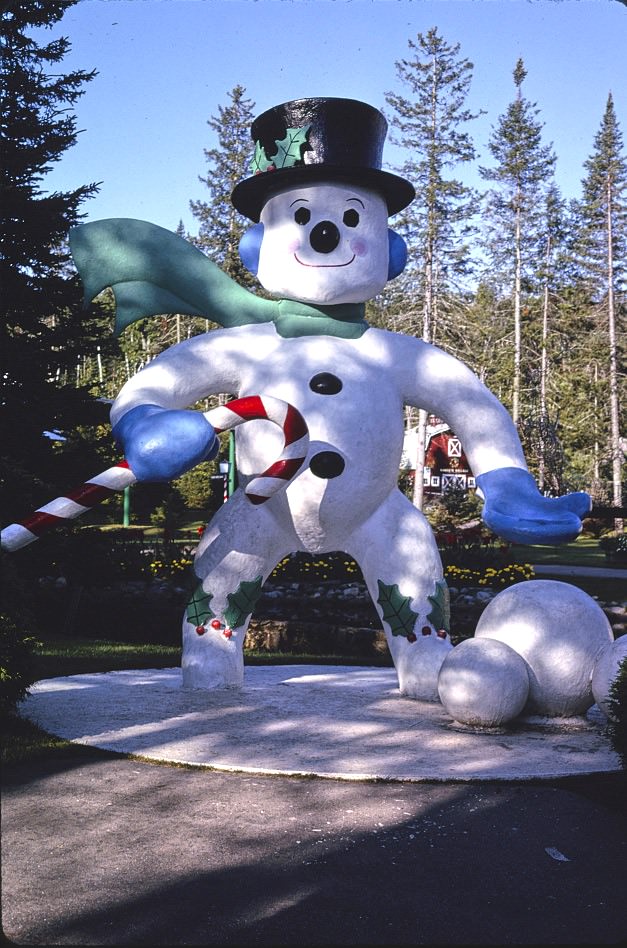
[181,617,244,689]
[392,629,453,701]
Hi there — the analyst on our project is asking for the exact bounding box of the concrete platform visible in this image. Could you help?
[19,665,622,782]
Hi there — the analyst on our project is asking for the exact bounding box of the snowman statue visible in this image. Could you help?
[70,97,594,705]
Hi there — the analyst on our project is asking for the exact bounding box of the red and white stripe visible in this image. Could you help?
[205,395,309,506]
[1,396,309,552]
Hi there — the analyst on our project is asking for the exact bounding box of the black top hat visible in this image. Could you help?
[231,97,415,222]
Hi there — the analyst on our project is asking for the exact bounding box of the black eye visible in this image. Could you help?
[343,208,360,227]
[294,207,311,225]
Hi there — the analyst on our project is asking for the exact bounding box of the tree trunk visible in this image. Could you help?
[512,208,522,424]
[606,178,624,532]
[412,248,434,510]
[538,235,551,492]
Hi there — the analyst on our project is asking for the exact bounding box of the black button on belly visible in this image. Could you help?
[309,451,345,479]
[309,372,343,395]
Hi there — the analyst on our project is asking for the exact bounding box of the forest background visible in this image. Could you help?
[1,0,625,542]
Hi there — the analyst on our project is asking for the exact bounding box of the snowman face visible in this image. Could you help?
[256,182,390,305]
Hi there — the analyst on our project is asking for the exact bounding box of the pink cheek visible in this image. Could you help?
[286,238,302,254]
[350,238,368,257]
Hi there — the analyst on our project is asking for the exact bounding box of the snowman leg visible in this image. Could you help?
[344,489,452,701]
[182,489,298,689]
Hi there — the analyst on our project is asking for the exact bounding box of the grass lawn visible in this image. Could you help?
[510,536,614,568]
[31,636,181,680]
[509,537,626,600]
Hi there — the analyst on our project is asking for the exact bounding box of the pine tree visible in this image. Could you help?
[0,1,106,520]
[385,27,482,508]
[190,84,257,288]
[479,59,557,425]
[572,93,627,527]
[517,183,571,493]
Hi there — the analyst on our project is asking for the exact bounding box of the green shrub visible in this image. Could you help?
[606,656,627,769]
[0,615,41,715]
[45,526,151,584]
[150,490,189,543]
[424,486,482,531]
[600,534,627,562]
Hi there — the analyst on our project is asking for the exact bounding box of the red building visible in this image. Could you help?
[402,416,475,495]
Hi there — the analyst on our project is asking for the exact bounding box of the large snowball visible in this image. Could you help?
[592,636,627,720]
[475,580,613,717]
[438,638,529,727]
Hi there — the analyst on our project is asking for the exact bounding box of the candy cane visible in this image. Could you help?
[1,395,309,553]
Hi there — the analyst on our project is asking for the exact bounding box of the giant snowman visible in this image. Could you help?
[70,98,593,702]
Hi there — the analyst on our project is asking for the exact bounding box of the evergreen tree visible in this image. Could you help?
[517,183,571,493]
[385,27,482,507]
[572,93,627,525]
[190,84,257,288]
[479,59,556,424]
[0,1,107,521]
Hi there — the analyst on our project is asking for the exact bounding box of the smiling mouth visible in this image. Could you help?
[294,254,356,268]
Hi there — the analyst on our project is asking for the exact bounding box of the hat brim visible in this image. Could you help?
[231,165,415,222]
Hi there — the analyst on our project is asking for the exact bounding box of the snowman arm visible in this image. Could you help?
[399,338,527,475]
[70,218,277,335]
[110,327,262,426]
[398,337,591,544]
[108,329,251,482]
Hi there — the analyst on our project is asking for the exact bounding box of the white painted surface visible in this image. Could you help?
[438,638,529,727]
[18,666,621,781]
[475,580,614,717]
[258,183,390,304]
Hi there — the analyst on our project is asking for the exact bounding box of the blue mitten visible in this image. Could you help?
[475,467,591,545]
[112,404,219,482]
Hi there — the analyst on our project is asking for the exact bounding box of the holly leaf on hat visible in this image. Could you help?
[186,583,214,627]
[376,580,419,639]
[224,575,264,629]
[249,140,274,174]
[273,125,311,169]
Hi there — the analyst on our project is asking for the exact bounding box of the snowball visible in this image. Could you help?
[475,580,613,717]
[438,637,529,727]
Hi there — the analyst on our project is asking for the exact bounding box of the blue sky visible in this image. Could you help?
[33,0,626,233]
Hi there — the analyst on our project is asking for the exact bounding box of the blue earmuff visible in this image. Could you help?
[387,229,407,280]
[239,223,264,275]
[241,223,406,281]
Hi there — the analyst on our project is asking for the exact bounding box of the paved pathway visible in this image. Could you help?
[3,749,626,945]
[3,564,626,945]
[533,563,627,582]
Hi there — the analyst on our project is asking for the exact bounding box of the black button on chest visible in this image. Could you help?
[309,451,345,479]
[309,373,343,395]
